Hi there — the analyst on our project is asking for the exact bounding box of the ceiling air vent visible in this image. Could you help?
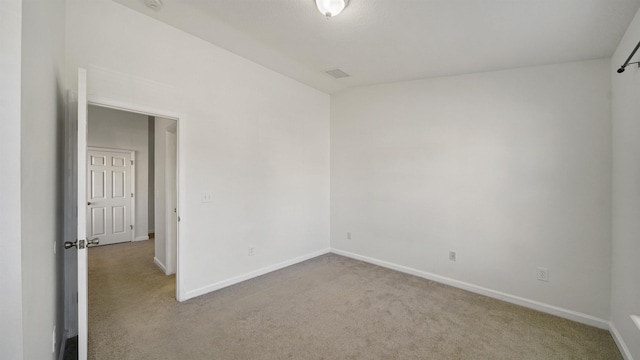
[325,69,350,79]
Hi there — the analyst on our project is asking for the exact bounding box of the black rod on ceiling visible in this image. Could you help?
[617,40,640,73]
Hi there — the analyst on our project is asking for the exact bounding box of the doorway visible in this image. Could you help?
[65,68,184,359]
[86,105,152,243]
[84,104,179,354]
[86,104,178,269]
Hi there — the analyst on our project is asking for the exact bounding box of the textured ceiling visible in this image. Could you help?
[113,0,640,93]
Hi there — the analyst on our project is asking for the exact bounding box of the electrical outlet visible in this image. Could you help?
[347,232,351,240]
[449,251,456,261]
[201,192,213,203]
[537,267,549,282]
[52,326,56,353]
[248,246,254,256]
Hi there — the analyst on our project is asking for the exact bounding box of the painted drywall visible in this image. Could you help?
[611,7,640,359]
[154,117,175,272]
[66,0,330,299]
[331,59,612,322]
[0,1,24,358]
[20,0,67,358]
[88,105,150,240]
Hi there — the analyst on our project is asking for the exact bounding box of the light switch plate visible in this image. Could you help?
[201,192,213,203]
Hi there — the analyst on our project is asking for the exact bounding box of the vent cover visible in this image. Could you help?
[325,69,350,78]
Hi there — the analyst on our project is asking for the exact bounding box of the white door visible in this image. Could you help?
[87,149,133,246]
[76,68,92,360]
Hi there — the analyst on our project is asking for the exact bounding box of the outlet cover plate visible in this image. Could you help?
[537,267,549,282]
[201,192,213,203]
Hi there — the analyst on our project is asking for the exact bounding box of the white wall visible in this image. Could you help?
[154,117,175,271]
[20,0,67,358]
[66,0,330,300]
[331,59,612,324]
[88,105,150,240]
[611,7,640,359]
[0,1,24,359]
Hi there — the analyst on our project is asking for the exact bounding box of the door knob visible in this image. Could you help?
[64,237,99,250]
[64,240,78,249]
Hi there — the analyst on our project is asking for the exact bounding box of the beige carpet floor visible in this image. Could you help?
[88,240,621,360]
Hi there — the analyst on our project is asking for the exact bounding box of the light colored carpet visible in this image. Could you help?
[88,240,621,359]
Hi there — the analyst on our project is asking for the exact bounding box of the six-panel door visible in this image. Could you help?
[87,149,133,246]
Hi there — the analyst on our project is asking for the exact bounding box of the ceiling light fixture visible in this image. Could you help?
[315,0,349,18]
[144,0,163,11]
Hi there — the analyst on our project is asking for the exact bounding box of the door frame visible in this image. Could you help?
[164,125,177,275]
[86,147,136,243]
[86,96,185,301]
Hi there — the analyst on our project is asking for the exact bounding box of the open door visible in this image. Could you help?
[77,68,96,360]
[66,68,97,360]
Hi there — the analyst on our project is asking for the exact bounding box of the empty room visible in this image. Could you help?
[2,0,640,359]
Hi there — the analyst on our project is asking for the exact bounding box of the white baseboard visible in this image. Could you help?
[610,322,634,360]
[331,248,609,330]
[134,235,149,241]
[184,248,331,301]
[154,257,167,273]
